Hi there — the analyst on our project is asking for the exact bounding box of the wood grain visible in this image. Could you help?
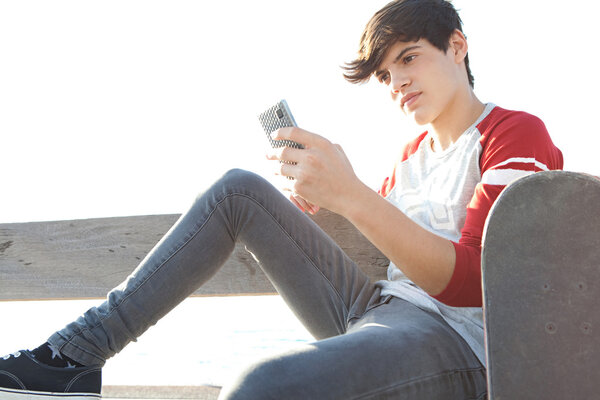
[0,209,388,301]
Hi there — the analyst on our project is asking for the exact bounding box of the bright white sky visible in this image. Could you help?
[2,0,599,223]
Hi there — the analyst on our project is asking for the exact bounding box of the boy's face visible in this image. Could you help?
[374,35,464,127]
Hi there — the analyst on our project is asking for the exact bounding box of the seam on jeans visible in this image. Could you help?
[60,191,242,357]
[52,333,105,365]
[62,190,349,355]
[236,193,350,318]
[351,366,487,400]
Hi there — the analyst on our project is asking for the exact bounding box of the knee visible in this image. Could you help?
[194,169,262,200]
[219,356,299,400]
[217,169,272,193]
[220,168,260,186]
[191,168,278,212]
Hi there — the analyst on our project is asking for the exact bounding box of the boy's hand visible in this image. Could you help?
[266,127,362,216]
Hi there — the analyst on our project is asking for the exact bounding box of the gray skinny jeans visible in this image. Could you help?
[48,169,486,399]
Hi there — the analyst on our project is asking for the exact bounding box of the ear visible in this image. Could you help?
[449,29,468,64]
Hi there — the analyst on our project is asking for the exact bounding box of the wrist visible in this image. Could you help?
[339,180,379,222]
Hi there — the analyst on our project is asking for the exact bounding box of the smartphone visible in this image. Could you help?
[257,100,304,149]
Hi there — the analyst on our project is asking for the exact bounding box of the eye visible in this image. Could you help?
[378,73,390,85]
[403,55,416,64]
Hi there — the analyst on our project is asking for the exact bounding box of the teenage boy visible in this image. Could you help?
[0,0,563,399]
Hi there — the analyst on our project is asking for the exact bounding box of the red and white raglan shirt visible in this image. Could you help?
[377,103,563,366]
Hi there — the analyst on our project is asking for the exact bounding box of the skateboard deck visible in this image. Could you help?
[482,171,600,399]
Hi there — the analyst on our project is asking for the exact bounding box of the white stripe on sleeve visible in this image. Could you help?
[489,157,550,171]
[481,169,535,186]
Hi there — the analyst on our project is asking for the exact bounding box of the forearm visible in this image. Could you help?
[341,181,456,296]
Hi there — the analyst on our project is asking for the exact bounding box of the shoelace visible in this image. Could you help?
[1,351,21,360]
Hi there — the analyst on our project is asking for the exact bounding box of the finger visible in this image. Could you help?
[291,194,320,215]
[291,194,311,213]
[265,146,303,164]
[278,160,299,179]
[289,194,306,213]
[299,199,319,215]
[301,197,320,215]
[272,127,323,149]
[267,159,298,181]
[265,157,292,182]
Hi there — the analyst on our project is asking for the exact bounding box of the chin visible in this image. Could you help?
[410,109,434,126]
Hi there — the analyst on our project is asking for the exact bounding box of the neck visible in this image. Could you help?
[428,89,485,152]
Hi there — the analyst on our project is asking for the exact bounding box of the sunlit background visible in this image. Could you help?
[2,0,598,223]
[1,0,599,387]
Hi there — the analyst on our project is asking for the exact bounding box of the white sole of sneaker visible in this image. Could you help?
[0,388,101,399]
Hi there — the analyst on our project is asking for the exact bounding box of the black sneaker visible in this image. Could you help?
[0,350,101,399]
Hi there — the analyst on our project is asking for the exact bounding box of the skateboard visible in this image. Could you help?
[482,171,600,399]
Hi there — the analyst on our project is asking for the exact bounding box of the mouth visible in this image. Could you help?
[400,92,421,111]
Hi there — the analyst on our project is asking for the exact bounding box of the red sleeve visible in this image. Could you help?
[432,109,563,307]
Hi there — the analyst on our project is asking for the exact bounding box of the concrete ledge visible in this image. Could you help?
[102,385,221,400]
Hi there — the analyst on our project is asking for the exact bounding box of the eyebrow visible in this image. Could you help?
[375,45,422,78]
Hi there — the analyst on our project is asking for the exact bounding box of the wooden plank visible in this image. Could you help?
[0,210,388,301]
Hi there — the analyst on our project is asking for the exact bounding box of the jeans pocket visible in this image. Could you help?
[346,294,393,327]
[364,294,393,313]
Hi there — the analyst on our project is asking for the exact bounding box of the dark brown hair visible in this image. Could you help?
[343,0,474,87]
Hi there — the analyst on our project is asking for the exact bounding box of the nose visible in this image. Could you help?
[390,71,409,97]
